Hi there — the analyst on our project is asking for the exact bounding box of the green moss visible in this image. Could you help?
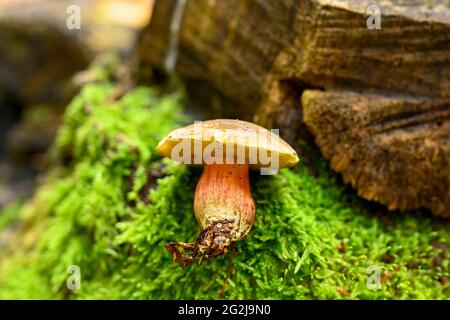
[0,79,448,300]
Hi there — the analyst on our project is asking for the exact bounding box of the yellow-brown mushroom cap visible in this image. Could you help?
[156,119,299,170]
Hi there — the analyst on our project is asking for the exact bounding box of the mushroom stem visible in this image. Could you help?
[166,163,255,268]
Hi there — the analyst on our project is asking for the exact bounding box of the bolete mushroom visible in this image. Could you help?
[156,119,299,268]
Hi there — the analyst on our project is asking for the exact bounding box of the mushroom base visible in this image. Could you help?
[166,163,255,268]
[165,220,238,269]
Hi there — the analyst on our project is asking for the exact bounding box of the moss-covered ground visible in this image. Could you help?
[0,78,448,299]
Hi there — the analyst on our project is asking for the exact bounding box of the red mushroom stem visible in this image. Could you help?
[166,163,255,268]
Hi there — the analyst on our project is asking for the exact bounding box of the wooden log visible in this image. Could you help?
[136,0,450,216]
[302,90,450,217]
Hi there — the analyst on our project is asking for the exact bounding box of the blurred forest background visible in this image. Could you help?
[0,0,153,208]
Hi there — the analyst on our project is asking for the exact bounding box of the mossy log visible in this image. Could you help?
[136,0,450,216]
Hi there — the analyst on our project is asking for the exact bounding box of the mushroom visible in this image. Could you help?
[156,119,299,268]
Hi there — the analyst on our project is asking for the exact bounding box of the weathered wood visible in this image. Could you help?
[136,0,450,216]
[139,0,450,113]
[302,90,450,217]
